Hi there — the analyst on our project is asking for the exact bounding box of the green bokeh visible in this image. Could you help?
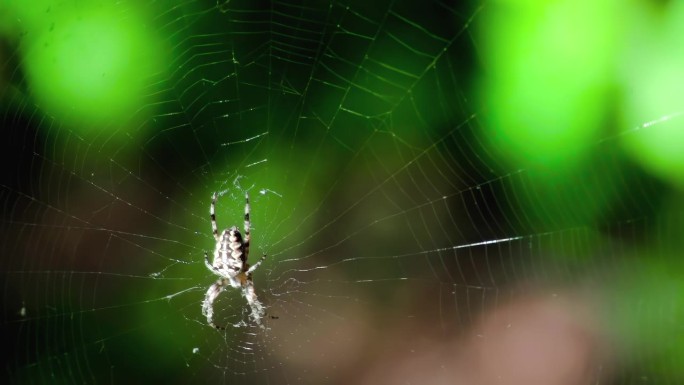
[620,1,684,188]
[6,0,165,134]
[475,0,621,232]
[477,0,617,168]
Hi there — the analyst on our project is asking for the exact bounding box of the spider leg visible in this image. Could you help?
[210,192,219,241]
[202,278,228,329]
[243,192,251,238]
[204,252,221,274]
[243,192,251,258]
[246,253,266,274]
[242,279,265,325]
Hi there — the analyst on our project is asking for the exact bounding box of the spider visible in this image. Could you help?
[202,192,266,329]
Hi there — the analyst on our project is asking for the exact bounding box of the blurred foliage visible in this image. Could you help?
[620,1,684,187]
[476,0,617,169]
[2,0,167,135]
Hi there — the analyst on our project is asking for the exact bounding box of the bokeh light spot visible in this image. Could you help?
[18,2,164,132]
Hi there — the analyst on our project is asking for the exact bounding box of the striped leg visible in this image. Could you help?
[242,279,264,325]
[202,278,227,329]
[243,192,251,257]
[210,192,219,241]
[204,252,221,274]
[247,253,266,274]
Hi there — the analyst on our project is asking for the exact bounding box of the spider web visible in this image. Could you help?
[1,0,682,384]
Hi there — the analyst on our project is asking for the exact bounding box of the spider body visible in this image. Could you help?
[202,192,265,329]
